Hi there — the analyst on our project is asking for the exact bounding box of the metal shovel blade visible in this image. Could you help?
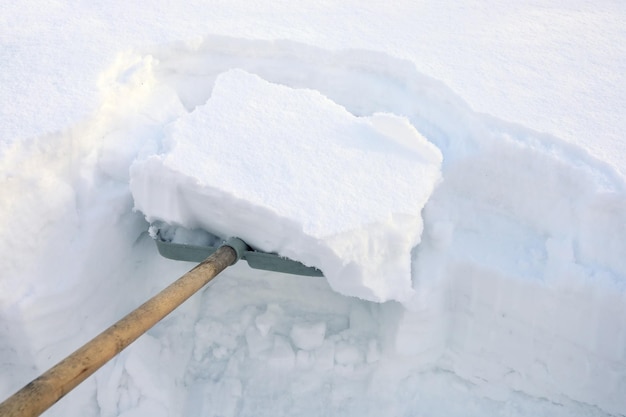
[152,224,323,277]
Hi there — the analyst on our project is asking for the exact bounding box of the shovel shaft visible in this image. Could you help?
[0,245,237,417]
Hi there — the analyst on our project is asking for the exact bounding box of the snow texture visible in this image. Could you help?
[2,4,626,417]
[131,69,442,303]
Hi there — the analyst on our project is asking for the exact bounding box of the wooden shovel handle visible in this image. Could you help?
[0,245,237,417]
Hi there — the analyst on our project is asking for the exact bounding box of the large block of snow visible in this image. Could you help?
[130,69,441,302]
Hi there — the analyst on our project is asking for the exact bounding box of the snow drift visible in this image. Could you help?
[1,37,625,417]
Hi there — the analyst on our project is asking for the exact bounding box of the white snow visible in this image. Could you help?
[130,69,442,303]
[290,322,326,351]
[1,2,626,417]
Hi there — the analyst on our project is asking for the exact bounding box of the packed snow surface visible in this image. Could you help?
[131,69,442,303]
[2,3,626,417]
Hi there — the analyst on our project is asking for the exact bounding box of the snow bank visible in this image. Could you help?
[2,36,626,417]
[130,69,442,303]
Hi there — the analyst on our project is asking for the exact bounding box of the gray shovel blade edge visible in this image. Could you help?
[154,236,324,277]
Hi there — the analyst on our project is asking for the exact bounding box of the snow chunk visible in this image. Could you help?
[290,322,326,351]
[130,69,442,302]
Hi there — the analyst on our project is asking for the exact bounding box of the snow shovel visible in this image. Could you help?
[0,231,322,417]
[152,225,323,277]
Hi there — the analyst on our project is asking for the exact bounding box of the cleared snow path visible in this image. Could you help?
[1,37,625,417]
